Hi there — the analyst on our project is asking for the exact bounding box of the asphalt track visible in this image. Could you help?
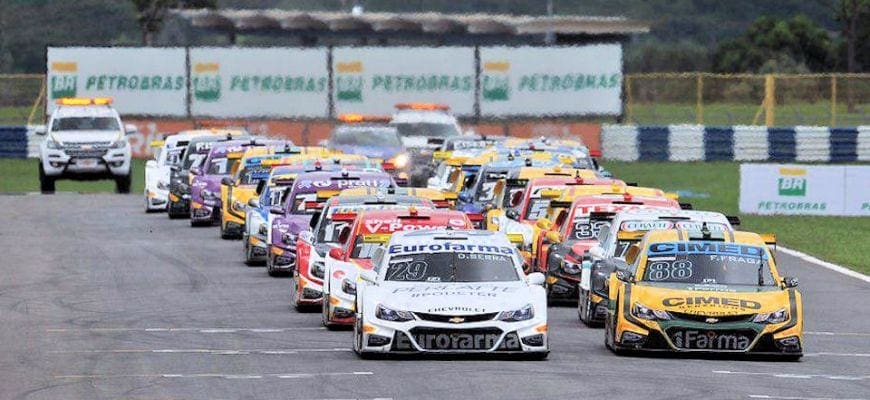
[1,194,868,400]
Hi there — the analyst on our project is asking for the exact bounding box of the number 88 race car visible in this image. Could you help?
[352,229,549,359]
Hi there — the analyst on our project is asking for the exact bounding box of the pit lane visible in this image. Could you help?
[0,194,867,400]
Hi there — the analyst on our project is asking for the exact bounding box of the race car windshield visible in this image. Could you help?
[384,252,519,282]
[642,244,776,286]
[316,219,351,244]
[51,117,120,131]
[351,236,386,259]
[239,167,269,185]
[164,148,184,167]
[183,153,207,169]
[393,122,460,138]
[332,127,401,147]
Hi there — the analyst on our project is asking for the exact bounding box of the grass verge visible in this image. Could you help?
[0,158,146,194]
[606,161,869,275]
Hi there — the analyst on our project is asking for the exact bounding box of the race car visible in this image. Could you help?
[189,139,287,227]
[329,114,410,185]
[292,194,435,310]
[321,207,473,328]
[605,228,802,360]
[390,103,463,186]
[144,131,217,212]
[578,209,738,325]
[266,170,396,276]
[219,147,313,239]
[34,97,135,194]
[166,131,249,219]
[352,229,549,358]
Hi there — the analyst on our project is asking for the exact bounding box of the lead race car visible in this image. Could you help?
[352,229,549,359]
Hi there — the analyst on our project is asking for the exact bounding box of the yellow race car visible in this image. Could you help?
[605,228,802,359]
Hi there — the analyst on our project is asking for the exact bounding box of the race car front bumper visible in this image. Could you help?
[326,287,356,325]
[246,235,269,262]
[268,244,296,271]
[296,273,324,305]
[191,200,220,224]
[145,188,169,210]
[359,315,549,355]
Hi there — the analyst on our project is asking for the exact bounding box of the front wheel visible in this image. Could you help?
[115,174,131,194]
[39,163,55,194]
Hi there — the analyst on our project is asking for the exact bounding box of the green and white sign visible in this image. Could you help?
[47,47,187,116]
[740,164,869,216]
[332,47,475,116]
[479,45,623,117]
[190,48,329,118]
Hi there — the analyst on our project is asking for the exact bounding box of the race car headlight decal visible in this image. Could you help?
[498,304,534,322]
[341,278,356,295]
[752,308,788,324]
[311,261,325,279]
[201,189,217,200]
[109,140,126,149]
[376,304,415,322]
[156,181,169,190]
[46,139,63,150]
[632,302,671,321]
[392,153,410,169]
[281,232,295,245]
[561,260,581,275]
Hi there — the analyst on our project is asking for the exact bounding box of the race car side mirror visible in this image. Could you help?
[328,247,345,260]
[527,272,545,286]
[247,198,259,208]
[505,209,520,221]
[269,206,285,215]
[509,191,523,208]
[782,276,799,288]
[615,269,634,283]
[360,269,378,284]
[221,177,234,186]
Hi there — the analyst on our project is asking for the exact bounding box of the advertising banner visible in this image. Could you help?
[479,45,623,117]
[739,164,869,215]
[332,47,475,116]
[46,47,187,116]
[189,48,329,118]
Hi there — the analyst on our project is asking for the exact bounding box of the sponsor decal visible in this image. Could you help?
[518,73,620,92]
[777,167,807,196]
[427,306,486,313]
[482,61,510,102]
[229,75,326,94]
[392,284,517,299]
[394,331,520,351]
[335,61,363,102]
[648,242,765,257]
[670,329,752,350]
[50,61,78,98]
[661,296,762,310]
[192,62,221,102]
[388,243,515,255]
[621,221,673,231]
[363,218,467,233]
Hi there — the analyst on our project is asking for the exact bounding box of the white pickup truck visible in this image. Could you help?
[34,98,136,193]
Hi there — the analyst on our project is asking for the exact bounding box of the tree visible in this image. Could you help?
[132,0,216,45]
[712,15,834,73]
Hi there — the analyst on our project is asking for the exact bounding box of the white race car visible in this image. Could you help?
[352,229,549,358]
[144,131,213,212]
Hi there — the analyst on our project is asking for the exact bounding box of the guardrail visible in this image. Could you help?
[601,124,870,162]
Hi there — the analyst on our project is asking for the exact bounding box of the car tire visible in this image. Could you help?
[115,174,131,194]
[579,289,594,325]
[243,239,259,267]
[39,163,55,194]
[266,254,280,277]
[321,297,340,330]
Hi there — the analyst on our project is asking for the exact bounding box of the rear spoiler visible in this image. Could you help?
[679,203,693,210]
[589,211,617,222]
[549,201,573,209]
[726,215,741,226]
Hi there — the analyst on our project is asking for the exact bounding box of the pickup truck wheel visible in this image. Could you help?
[39,163,55,194]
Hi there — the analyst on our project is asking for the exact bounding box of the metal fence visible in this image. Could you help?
[2,73,868,127]
[625,73,870,127]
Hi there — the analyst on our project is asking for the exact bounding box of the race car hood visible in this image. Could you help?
[375,281,532,315]
[332,144,403,160]
[271,214,313,245]
[631,283,791,316]
[51,130,122,144]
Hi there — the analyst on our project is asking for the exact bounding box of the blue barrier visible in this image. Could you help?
[0,126,28,158]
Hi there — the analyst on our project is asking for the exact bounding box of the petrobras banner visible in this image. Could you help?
[47,47,187,116]
[189,48,329,118]
[739,164,869,216]
[479,45,623,117]
[332,47,475,116]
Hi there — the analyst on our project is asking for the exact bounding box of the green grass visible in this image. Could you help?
[0,106,42,126]
[606,161,869,275]
[629,102,868,126]
[0,158,146,193]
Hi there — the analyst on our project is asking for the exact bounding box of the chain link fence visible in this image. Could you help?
[0,74,45,126]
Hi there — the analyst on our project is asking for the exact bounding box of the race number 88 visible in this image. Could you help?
[646,261,693,281]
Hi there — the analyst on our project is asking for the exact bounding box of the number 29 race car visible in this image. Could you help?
[352,229,549,359]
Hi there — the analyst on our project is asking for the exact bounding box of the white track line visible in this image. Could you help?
[50,348,350,355]
[714,370,870,381]
[804,352,870,358]
[55,371,373,380]
[45,327,325,333]
[749,396,868,400]
[805,331,870,337]
[779,246,870,284]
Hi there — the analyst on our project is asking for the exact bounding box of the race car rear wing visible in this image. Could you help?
[679,203,693,210]
[727,215,741,226]
[589,211,617,223]
[760,233,777,251]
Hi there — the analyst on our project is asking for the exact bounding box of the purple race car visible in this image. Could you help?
[189,139,288,227]
[265,169,396,276]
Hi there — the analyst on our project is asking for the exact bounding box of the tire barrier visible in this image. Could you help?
[0,126,28,158]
